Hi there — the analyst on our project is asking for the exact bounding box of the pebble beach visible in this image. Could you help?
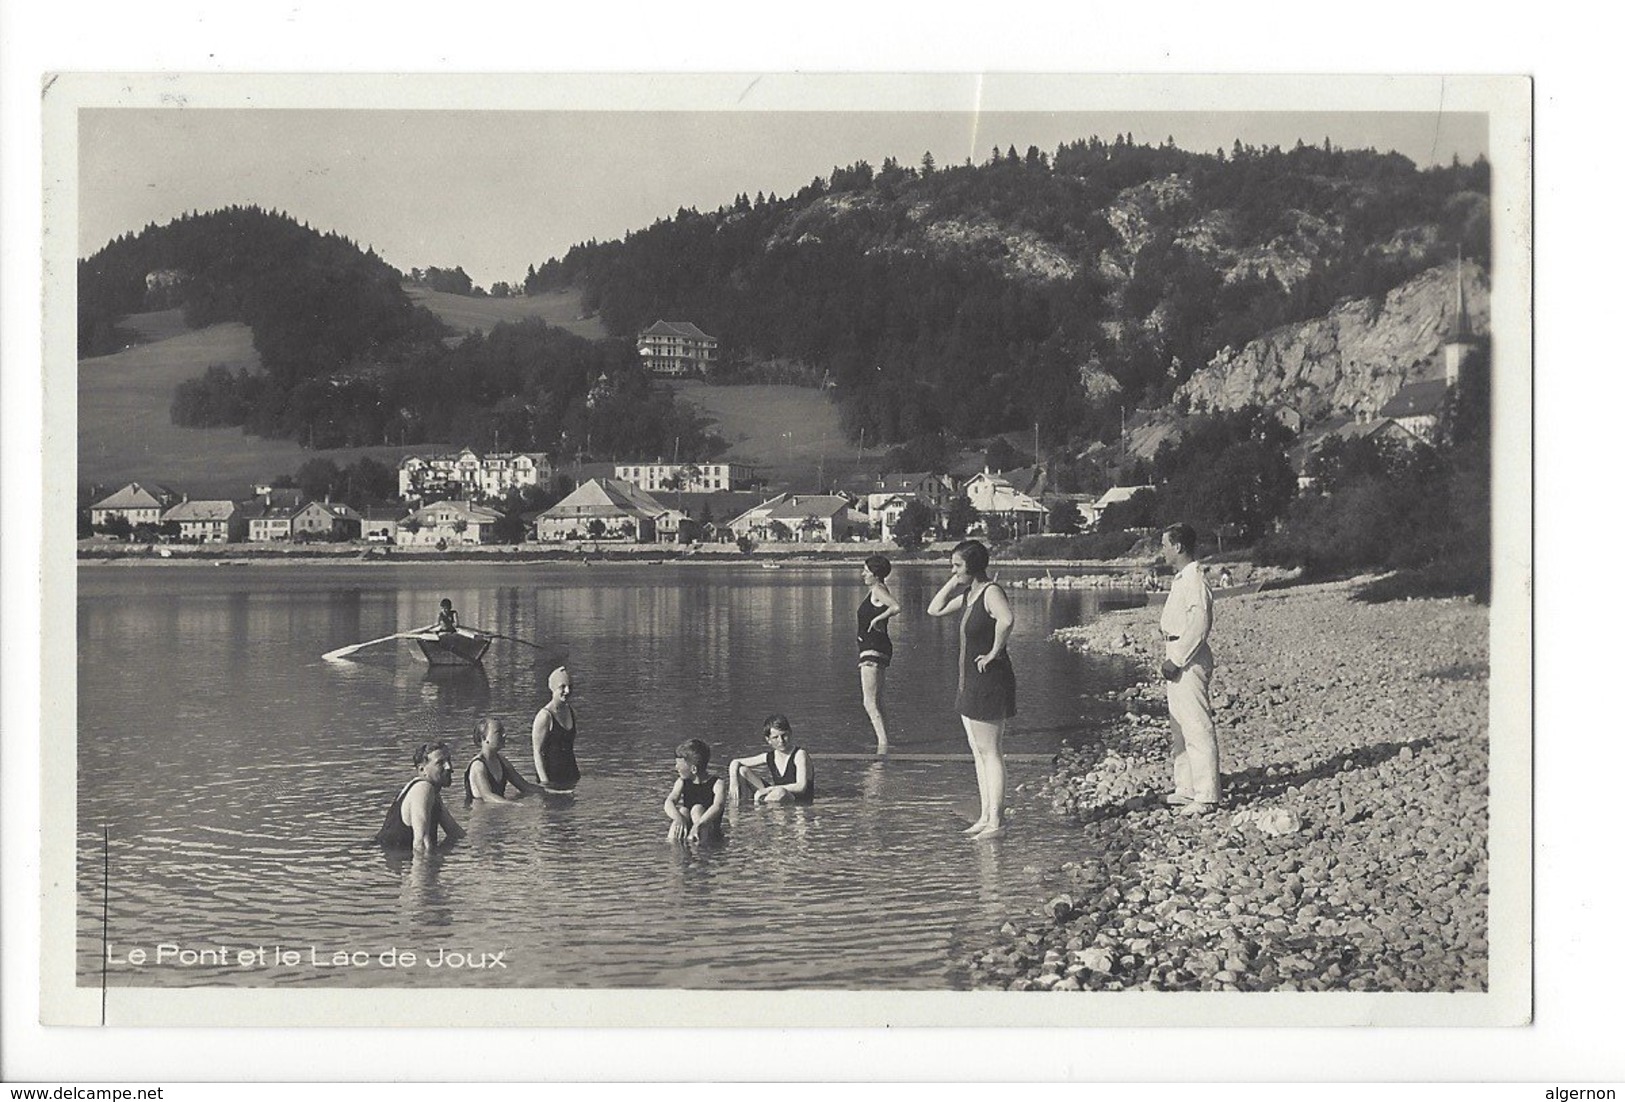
[965,577,1490,993]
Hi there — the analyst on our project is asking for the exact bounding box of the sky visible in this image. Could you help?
[79,106,1490,289]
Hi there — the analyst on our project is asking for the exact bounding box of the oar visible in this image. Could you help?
[323,624,436,661]
[475,629,567,655]
[474,633,568,659]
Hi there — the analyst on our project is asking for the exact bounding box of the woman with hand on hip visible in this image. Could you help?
[856,554,902,753]
[927,539,1016,839]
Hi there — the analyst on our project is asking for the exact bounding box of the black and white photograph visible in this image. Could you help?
[32,70,1532,1037]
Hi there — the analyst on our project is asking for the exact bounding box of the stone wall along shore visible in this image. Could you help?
[965,577,1489,992]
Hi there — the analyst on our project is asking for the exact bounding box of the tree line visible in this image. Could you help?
[524,134,1490,455]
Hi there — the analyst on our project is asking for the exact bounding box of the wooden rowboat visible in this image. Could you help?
[413,628,492,667]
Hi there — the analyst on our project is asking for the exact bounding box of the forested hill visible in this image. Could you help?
[525,137,1490,449]
[78,205,443,372]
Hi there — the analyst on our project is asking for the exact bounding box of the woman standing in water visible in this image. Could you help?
[856,554,902,753]
[927,539,1016,839]
[531,666,581,791]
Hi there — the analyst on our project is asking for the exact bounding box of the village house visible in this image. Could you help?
[160,498,247,543]
[241,489,300,543]
[653,508,699,545]
[361,505,408,543]
[1291,415,1427,492]
[396,500,506,548]
[614,461,751,493]
[651,490,774,542]
[729,494,852,543]
[397,448,553,502]
[89,482,179,530]
[1079,484,1154,530]
[291,500,364,542]
[534,479,667,543]
[863,472,956,523]
[962,471,1047,537]
[867,494,921,543]
[636,320,719,378]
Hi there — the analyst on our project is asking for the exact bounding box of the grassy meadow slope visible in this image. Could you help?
[76,310,439,497]
[665,380,872,489]
[76,298,870,499]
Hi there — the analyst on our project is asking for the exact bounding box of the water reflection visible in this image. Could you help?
[78,563,1130,989]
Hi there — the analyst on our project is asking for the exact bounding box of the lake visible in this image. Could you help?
[76,561,1137,990]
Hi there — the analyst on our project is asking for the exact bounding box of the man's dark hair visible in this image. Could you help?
[1161,523,1198,557]
[863,554,892,580]
[413,740,451,766]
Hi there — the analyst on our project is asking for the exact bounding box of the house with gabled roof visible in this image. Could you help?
[292,500,364,541]
[729,493,851,543]
[535,478,668,542]
[1080,484,1155,529]
[1291,415,1427,492]
[962,471,1047,536]
[90,482,179,529]
[161,498,247,543]
[864,472,956,522]
[398,500,507,548]
[636,320,719,378]
[362,505,408,543]
[398,448,553,502]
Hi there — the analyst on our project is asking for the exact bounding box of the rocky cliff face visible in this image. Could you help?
[1176,261,1490,420]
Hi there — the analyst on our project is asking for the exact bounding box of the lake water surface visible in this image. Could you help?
[77,561,1136,989]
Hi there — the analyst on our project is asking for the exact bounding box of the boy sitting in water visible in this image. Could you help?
[728,714,815,804]
[664,738,725,844]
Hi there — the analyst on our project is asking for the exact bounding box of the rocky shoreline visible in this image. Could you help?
[966,577,1489,992]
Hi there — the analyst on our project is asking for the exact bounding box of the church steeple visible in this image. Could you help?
[1444,249,1476,385]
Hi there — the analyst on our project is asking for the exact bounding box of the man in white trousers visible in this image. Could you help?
[1157,523,1220,814]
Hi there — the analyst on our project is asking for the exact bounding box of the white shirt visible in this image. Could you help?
[1159,560,1214,668]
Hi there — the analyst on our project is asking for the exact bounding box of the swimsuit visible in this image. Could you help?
[857,594,893,668]
[377,778,436,849]
[766,747,815,803]
[537,708,581,790]
[464,756,518,800]
[679,777,720,811]
[956,584,1017,721]
[436,610,458,634]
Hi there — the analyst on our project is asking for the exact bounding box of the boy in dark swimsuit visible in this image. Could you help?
[727,713,815,804]
[377,742,467,853]
[435,598,459,635]
[664,738,725,843]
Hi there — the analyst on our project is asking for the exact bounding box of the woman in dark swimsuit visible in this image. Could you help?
[727,714,815,804]
[530,666,581,791]
[464,717,544,802]
[376,742,466,852]
[927,539,1016,840]
[664,738,725,843]
[857,555,902,753]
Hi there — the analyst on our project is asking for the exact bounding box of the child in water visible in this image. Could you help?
[664,738,725,844]
[435,598,460,635]
[728,714,815,804]
[464,717,545,803]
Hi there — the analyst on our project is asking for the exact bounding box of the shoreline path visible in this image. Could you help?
[964,577,1490,993]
